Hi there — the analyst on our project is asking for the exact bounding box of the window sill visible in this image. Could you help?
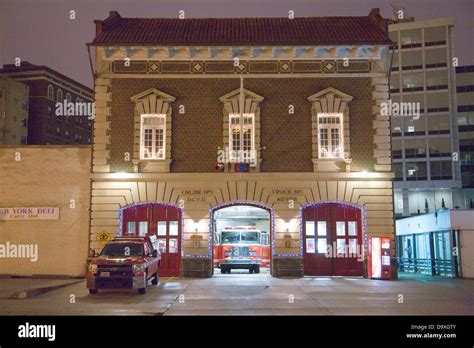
[132,159,171,173]
[312,158,351,172]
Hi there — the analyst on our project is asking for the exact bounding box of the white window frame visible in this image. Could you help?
[140,114,166,160]
[47,85,54,100]
[317,112,344,159]
[228,113,255,162]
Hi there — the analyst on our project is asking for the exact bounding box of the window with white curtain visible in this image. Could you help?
[317,113,344,158]
[140,114,166,160]
[229,113,255,162]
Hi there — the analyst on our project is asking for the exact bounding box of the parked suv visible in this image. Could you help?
[87,236,161,294]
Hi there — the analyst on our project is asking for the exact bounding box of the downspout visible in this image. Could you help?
[86,43,97,261]
[387,41,397,280]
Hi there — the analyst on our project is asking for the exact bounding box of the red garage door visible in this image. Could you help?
[121,203,181,277]
[303,203,363,276]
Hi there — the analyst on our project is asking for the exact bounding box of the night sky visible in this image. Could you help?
[1,0,472,88]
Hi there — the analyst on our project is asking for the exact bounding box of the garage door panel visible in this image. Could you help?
[303,203,363,277]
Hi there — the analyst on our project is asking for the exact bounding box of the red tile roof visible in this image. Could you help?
[89,9,391,46]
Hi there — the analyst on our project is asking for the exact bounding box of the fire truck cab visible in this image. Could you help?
[215,226,267,274]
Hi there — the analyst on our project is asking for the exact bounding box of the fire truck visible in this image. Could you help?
[213,226,270,274]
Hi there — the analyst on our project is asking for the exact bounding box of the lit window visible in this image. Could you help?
[140,114,166,160]
[305,221,315,236]
[336,221,345,236]
[317,113,344,158]
[229,113,255,162]
[47,85,54,100]
[138,222,148,236]
[127,222,136,234]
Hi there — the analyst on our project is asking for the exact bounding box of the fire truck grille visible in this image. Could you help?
[231,246,250,258]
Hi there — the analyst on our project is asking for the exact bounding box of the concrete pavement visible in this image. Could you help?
[0,271,473,315]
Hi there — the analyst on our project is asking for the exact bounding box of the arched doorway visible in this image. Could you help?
[119,203,182,277]
[302,202,365,276]
[210,202,273,275]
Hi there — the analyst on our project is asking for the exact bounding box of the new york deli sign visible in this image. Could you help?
[0,207,59,220]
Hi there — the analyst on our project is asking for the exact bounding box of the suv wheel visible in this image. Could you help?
[151,271,159,285]
[249,268,254,274]
[255,265,260,274]
[89,289,98,294]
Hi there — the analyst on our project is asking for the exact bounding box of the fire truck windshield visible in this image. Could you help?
[221,231,259,244]
[240,232,259,244]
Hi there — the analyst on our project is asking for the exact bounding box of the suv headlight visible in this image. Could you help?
[88,263,97,274]
[133,264,145,273]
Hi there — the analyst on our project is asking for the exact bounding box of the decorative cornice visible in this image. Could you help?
[99,45,388,61]
[112,59,372,75]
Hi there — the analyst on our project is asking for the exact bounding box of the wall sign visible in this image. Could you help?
[0,207,59,221]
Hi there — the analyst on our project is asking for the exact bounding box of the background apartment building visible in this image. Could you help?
[456,65,474,196]
[0,75,29,145]
[388,17,465,217]
[0,62,93,145]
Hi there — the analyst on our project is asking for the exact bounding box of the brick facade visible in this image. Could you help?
[110,77,374,173]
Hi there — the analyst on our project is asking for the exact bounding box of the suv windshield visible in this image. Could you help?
[100,242,143,257]
[221,231,259,244]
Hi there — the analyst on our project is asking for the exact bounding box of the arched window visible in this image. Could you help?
[47,85,54,100]
[66,93,72,103]
[56,89,63,103]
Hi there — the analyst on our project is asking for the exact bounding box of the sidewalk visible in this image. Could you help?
[0,278,83,299]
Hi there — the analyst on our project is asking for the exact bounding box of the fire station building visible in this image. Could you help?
[87,9,395,278]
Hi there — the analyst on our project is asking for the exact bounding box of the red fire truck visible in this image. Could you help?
[213,226,270,273]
